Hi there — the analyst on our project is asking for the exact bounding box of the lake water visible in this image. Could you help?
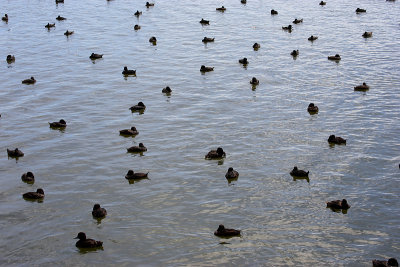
[1,0,399,266]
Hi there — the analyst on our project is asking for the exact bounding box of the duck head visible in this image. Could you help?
[293,166,298,171]
[328,135,336,142]
[37,188,44,194]
[217,224,225,231]
[27,172,34,178]
[93,204,101,211]
[124,66,128,71]
[217,147,224,156]
[308,103,315,107]
[75,232,86,240]
[127,170,134,176]
[60,119,66,124]
[138,102,144,107]
[388,258,398,266]
[130,127,137,131]
[228,167,233,172]
[139,143,144,147]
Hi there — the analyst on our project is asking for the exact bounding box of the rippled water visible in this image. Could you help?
[1,0,400,265]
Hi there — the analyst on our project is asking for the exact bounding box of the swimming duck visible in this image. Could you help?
[200,65,214,72]
[162,86,172,94]
[92,204,107,218]
[45,23,55,29]
[319,1,326,5]
[270,9,278,15]
[56,15,66,21]
[64,30,74,36]
[120,127,139,136]
[282,25,292,31]
[291,50,299,57]
[134,10,142,17]
[205,147,226,159]
[22,77,36,84]
[356,8,366,13]
[134,24,141,30]
[89,53,103,60]
[250,77,259,85]
[307,103,319,113]
[362,31,372,38]
[241,0,246,4]
[145,2,154,7]
[354,82,369,91]
[130,102,146,111]
[2,14,8,22]
[290,166,309,177]
[7,148,24,157]
[308,35,318,41]
[326,199,350,209]
[200,18,209,25]
[216,6,226,11]
[6,55,15,63]
[239,57,248,65]
[75,232,103,249]
[127,143,147,153]
[253,43,260,50]
[328,54,341,60]
[55,0,64,3]
[23,188,44,200]
[149,36,157,44]
[214,225,241,237]
[293,18,303,24]
[372,258,398,267]
[225,167,239,179]
[122,66,136,76]
[202,37,214,43]
[21,172,35,183]
[328,135,346,144]
[49,119,67,128]
[125,169,149,179]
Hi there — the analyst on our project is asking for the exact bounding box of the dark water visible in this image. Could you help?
[1,0,399,266]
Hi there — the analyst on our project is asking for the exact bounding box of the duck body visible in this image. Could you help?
[214,225,241,237]
[23,189,44,199]
[92,204,107,218]
[225,167,239,179]
[56,15,66,21]
[145,2,154,7]
[7,148,24,157]
[162,86,172,94]
[362,31,372,38]
[21,172,35,183]
[90,53,103,60]
[122,66,136,76]
[216,6,226,11]
[22,77,36,84]
[129,102,146,111]
[356,8,366,13]
[205,147,226,160]
[127,143,147,153]
[319,1,326,5]
[200,18,209,25]
[253,43,260,50]
[250,77,259,85]
[328,54,341,60]
[328,135,346,144]
[64,30,74,36]
[308,35,318,41]
[200,65,214,72]
[372,258,398,267]
[241,0,246,4]
[149,36,157,44]
[6,55,15,63]
[45,23,55,29]
[326,199,350,209]
[238,57,248,65]
[354,82,370,91]
[2,14,8,22]
[307,103,319,113]
[134,10,142,17]
[271,9,278,15]
[293,18,303,24]
[290,166,309,177]
[55,0,64,3]
[291,50,299,57]
[202,37,214,43]
[282,25,292,31]
[49,119,67,128]
[75,232,103,249]
[134,24,141,30]
[120,127,139,136]
[125,170,149,180]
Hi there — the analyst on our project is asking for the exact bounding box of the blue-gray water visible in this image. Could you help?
[1,0,399,266]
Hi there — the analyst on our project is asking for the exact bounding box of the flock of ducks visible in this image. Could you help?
[2,0,398,264]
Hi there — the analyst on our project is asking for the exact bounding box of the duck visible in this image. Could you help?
[134,24,141,30]
[326,199,350,210]
[308,35,318,41]
[290,50,299,57]
[149,36,157,44]
[55,0,64,3]
[216,6,226,11]
[250,77,259,85]
[122,66,136,76]
[253,43,260,50]
[120,127,139,136]
[134,10,142,17]
[328,54,341,61]
[129,102,146,111]
[2,14,8,22]
[23,188,44,200]
[293,18,303,24]
[45,23,55,29]
[225,167,239,179]
[354,82,370,91]
[200,65,214,72]
[7,148,24,157]
[282,25,292,31]
[205,147,226,160]
[271,9,278,15]
[362,31,372,38]
[319,1,326,5]
[241,0,246,4]
[75,232,103,249]
[238,57,248,65]
[214,225,241,237]
[49,119,67,128]
[290,166,309,177]
[328,135,346,144]
[372,258,398,267]
[125,169,149,180]
[202,37,214,43]
[6,55,15,63]
[22,77,36,84]
[64,30,74,36]
[89,53,103,60]
[21,172,35,183]
[307,103,319,113]
[199,18,209,25]
[162,86,172,94]
[92,204,107,218]
[356,8,366,13]
[56,15,66,20]
[145,2,154,7]
[127,143,147,153]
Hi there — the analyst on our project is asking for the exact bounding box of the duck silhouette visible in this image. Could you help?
[205,147,226,159]
[75,232,103,249]
[92,204,107,218]
[120,127,139,136]
[21,172,35,183]
[23,188,44,200]
[49,119,67,128]
[125,169,149,180]
[127,143,147,153]
[290,166,309,177]
[7,148,24,158]
[328,135,346,144]
[326,199,350,210]
[214,225,241,237]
